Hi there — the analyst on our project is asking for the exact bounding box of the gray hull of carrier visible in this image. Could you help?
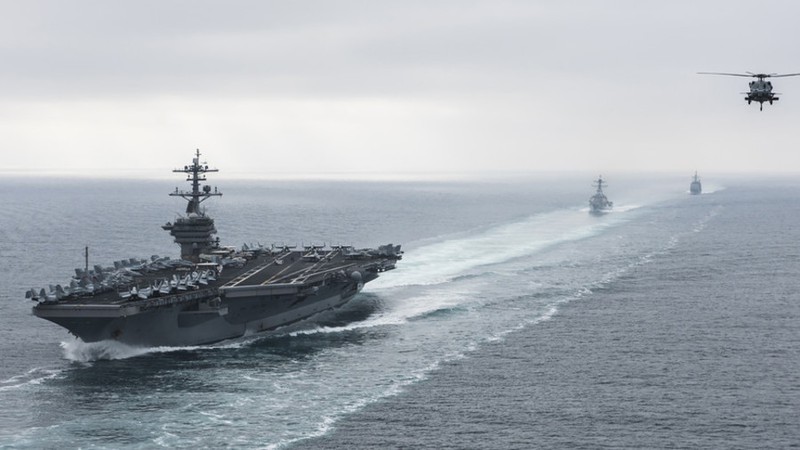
[29,150,401,347]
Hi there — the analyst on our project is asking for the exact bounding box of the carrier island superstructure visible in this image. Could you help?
[29,150,402,347]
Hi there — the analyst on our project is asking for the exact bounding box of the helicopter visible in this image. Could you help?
[698,71,800,111]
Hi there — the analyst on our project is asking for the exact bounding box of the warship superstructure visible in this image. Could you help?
[29,150,402,347]
[588,175,613,214]
[690,171,702,195]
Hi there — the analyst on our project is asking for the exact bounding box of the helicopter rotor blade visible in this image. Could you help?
[771,73,800,78]
[697,72,753,77]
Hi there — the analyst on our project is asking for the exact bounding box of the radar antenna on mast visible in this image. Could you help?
[169,149,222,215]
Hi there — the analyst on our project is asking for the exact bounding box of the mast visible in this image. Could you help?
[593,175,607,194]
[162,149,223,262]
[169,149,222,215]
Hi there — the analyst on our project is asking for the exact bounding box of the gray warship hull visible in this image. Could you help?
[33,247,397,347]
[690,172,702,195]
[588,197,612,214]
[588,176,613,214]
[29,150,401,347]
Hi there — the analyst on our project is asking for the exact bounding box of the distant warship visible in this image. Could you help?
[690,171,702,195]
[29,150,402,347]
[588,175,613,214]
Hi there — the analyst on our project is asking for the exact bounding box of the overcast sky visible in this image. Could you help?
[1,0,799,177]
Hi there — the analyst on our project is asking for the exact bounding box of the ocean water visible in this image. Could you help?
[0,174,798,449]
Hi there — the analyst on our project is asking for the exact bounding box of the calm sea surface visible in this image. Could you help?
[0,174,798,449]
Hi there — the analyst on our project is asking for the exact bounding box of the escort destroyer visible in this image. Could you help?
[28,150,402,347]
[588,175,613,214]
[690,171,702,195]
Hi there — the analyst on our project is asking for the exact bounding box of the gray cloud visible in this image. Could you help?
[1,0,799,175]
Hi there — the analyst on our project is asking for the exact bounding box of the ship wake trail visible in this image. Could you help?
[60,338,250,362]
[371,207,639,290]
[282,286,475,337]
[298,207,651,333]
[0,367,64,392]
[61,340,153,362]
[286,205,656,340]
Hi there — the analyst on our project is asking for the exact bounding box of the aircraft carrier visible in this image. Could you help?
[28,150,402,347]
